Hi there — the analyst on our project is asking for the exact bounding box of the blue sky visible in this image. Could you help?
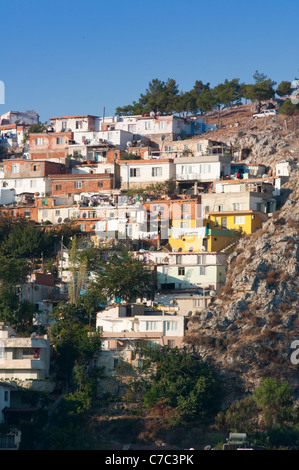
[1,0,298,122]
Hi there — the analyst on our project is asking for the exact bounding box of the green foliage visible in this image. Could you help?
[279,99,299,117]
[248,70,276,105]
[253,377,293,428]
[120,151,142,160]
[276,80,292,97]
[141,346,221,425]
[91,247,156,303]
[23,122,48,143]
[49,302,102,380]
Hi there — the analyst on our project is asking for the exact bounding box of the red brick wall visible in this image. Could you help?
[29,132,73,160]
[50,175,113,195]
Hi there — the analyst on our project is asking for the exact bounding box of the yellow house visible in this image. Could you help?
[207,210,268,235]
[168,210,267,253]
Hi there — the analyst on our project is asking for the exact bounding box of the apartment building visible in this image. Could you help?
[119,158,175,189]
[0,159,68,197]
[50,172,114,196]
[0,324,50,380]
[156,251,227,291]
[202,178,277,215]
[29,131,73,161]
[96,303,188,373]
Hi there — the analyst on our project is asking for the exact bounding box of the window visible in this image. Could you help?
[146,321,157,331]
[152,167,162,177]
[159,120,166,129]
[0,435,15,449]
[79,224,85,231]
[61,121,67,131]
[193,299,202,307]
[35,137,43,145]
[4,390,9,401]
[76,120,83,129]
[199,266,206,275]
[178,267,185,276]
[55,210,60,216]
[234,216,245,225]
[221,217,227,229]
[22,348,33,358]
[98,181,103,188]
[214,217,219,227]
[11,163,20,173]
[197,143,202,152]
[166,321,178,331]
[144,121,152,130]
[75,181,82,189]
[217,205,223,212]
[205,206,210,213]
[32,164,39,171]
[197,255,202,264]
[176,255,182,264]
[24,210,31,218]
[233,203,242,211]
[256,202,262,211]
[56,137,63,145]
[55,184,62,190]
[30,180,36,188]
[130,168,140,178]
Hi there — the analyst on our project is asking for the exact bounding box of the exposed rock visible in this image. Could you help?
[184,131,299,407]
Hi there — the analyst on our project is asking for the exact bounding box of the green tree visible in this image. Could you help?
[248,71,276,111]
[49,302,101,384]
[276,80,292,97]
[253,378,293,428]
[23,122,48,143]
[279,98,299,131]
[92,247,156,303]
[141,346,221,425]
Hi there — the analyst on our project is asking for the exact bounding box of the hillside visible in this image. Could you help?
[184,103,299,406]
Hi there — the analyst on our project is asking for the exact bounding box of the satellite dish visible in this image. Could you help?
[201,246,206,251]
[178,247,182,252]
[150,111,155,117]
[161,135,165,141]
[209,290,216,297]
[149,246,155,251]
[126,141,131,147]
[172,248,177,252]
[189,247,193,252]
[82,213,87,218]
[57,217,62,223]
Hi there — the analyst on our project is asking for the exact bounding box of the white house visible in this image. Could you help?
[174,155,232,182]
[96,303,187,373]
[119,158,175,189]
[0,323,50,381]
[156,251,227,291]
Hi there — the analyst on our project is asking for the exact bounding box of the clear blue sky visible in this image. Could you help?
[1,0,298,122]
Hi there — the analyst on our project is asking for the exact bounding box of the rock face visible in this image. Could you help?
[184,130,299,407]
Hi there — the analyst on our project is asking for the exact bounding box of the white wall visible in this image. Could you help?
[0,177,52,196]
[120,161,175,187]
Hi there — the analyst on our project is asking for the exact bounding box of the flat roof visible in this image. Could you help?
[50,115,98,120]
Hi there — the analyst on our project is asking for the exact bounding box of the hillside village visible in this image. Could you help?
[0,99,298,450]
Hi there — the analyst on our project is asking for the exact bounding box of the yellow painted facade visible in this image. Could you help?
[207,211,266,235]
[168,211,266,253]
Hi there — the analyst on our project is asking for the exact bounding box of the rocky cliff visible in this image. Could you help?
[184,107,299,406]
